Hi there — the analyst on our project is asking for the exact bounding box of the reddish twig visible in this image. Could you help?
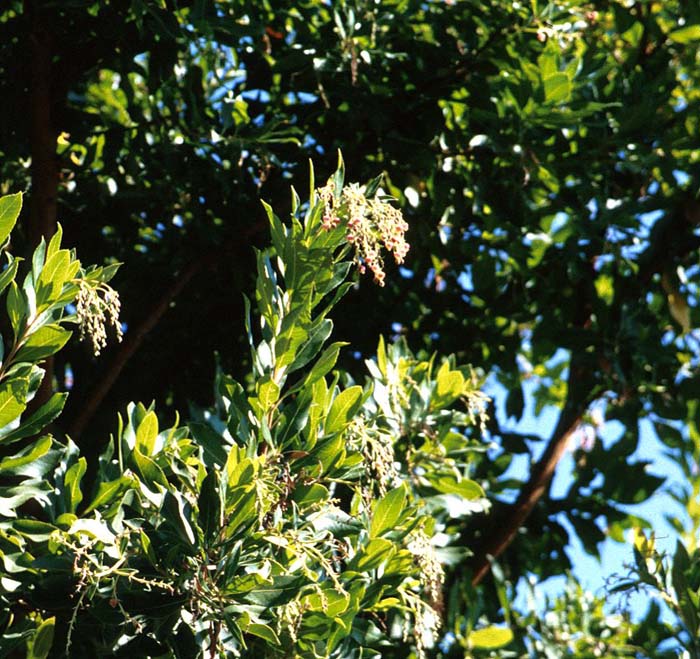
[470,359,590,586]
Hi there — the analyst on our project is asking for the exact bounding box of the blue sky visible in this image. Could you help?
[485,375,684,620]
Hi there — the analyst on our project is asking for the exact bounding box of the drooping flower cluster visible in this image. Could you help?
[346,416,401,498]
[318,181,409,286]
[75,279,123,356]
[407,529,445,612]
[402,589,441,659]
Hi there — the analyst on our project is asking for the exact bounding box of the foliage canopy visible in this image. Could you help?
[3,0,700,657]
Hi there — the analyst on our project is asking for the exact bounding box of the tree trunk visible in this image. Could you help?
[27,0,59,407]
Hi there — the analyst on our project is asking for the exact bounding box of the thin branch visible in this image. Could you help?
[68,256,204,440]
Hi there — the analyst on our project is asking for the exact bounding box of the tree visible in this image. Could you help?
[3,0,700,656]
[0,163,509,657]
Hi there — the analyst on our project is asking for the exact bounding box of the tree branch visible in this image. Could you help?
[26,0,59,411]
[469,358,591,586]
[68,256,205,440]
[68,217,267,441]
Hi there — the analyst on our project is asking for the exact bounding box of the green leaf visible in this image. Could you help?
[224,488,256,537]
[370,486,406,538]
[84,475,133,513]
[198,469,222,539]
[246,623,280,645]
[13,518,56,541]
[310,507,363,537]
[0,392,67,444]
[432,476,485,499]
[128,446,168,491]
[135,410,158,455]
[0,435,54,476]
[332,150,345,202]
[365,174,383,199]
[350,538,395,571]
[669,25,700,44]
[326,385,363,434]
[262,200,285,257]
[256,378,280,411]
[0,256,19,297]
[36,249,73,305]
[292,483,329,506]
[0,377,28,432]
[190,422,228,466]
[27,616,55,659]
[469,626,514,650]
[310,435,345,473]
[434,362,465,407]
[287,319,333,373]
[16,325,72,362]
[7,280,24,338]
[46,224,63,260]
[241,574,307,607]
[162,491,196,547]
[543,73,571,104]
[0,192,22,247]
[302,588,350,617]
[64,457,87,512]
[305,341,347,386]
[139,529,158,566]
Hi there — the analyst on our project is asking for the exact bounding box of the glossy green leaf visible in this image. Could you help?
[287,319,333,373]
[0,193,21,247]
[0,377,28,432]
[305,341,347,386]
[0,393,67,444]
[257,378,280,411]
[198,469,222,539]
[84,475,133,513]
[669,25,700,44]
[332,150,345,202]
[13,519,56,541]
[162,490,196,547]
[0,435,54,476]
[350,538,395,571]
[135,410,158,455]
[543,73,571,104]
[302,588,350,617]
[36,249,73,305]
[241,574,307,607]
[434,362,465,407]
[6,280,23,338]
[64,457,87,512]
[370,486,406,538]
[246,623,280,645]
[432,476,485,499]
[0,256,19,297]
[469,626,514,650]
[326,385,363,434]
[291,483,329,506]
[128,446,168,491]
[16,325,71,363]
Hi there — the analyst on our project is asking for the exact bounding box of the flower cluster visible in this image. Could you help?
[407,529,445,612]
[346,416,400,498]
[402,589,441,659]
[75,279,123,356]
[318,181,409,286]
